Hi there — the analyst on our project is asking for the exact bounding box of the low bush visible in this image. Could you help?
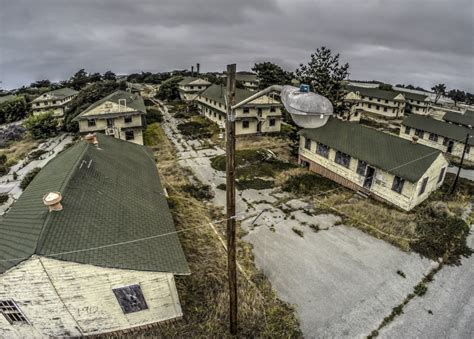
[236,178,274,190]
[0,125,26,147]
[182,183,215,201]
[210,149,296,179]
[281,172,340,196]
[0,194,8,205]
[146,107,163,124]
[19,167,41,190]
[178,121,213,139]
[292,227,304,238]
[413,283,428,296]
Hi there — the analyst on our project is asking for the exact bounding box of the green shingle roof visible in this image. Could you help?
[200,84,277,107]
[0,134,189,274]
[403,115,473,146]
[33,88,78,102]
[75,90,146,120]
[443,111,474,127]
[397,91,430,102]
[299,118,443,182]
[178,77,210,86]
[346,85,404,101]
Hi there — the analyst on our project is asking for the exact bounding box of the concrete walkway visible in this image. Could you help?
[0,134,74,214]
[155,100,441,337]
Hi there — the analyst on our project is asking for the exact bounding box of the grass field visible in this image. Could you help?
[142,124,302,337]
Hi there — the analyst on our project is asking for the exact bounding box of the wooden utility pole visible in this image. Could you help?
[450,133,470,194]
[225,64,238,335]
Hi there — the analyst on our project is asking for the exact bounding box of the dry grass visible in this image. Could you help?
[236,135,293,162]
[0,136,39,166]
[139,124,302,337]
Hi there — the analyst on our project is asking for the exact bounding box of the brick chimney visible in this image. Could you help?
[43,192,63,212]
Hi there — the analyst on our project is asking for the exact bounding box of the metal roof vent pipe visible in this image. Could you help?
[84,133,98,146]
[43,192,63,212]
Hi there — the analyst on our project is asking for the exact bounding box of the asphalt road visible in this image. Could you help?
[380,225,474,339]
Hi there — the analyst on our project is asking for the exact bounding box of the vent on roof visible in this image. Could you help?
[113,285,148,314]
[84,133,98,146]
[43,192,63,212]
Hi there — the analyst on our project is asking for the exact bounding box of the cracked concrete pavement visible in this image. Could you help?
[156,100,468,338]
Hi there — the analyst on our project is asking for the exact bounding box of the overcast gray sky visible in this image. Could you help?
[1,0,473,91]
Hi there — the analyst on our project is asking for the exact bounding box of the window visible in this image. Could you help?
[270,107,276,112]
[316,143,329,158]
[385,99,388,103]
[269,118,276,126]
[377,98,380,102]
[369,97,373,101]
[52,100,57,104]
[87,119,96,127]
[404,126,411,134]
[356,160,367,175]
[125,130,134,140]
[113,285,148,314]
[243,108,250,113]
[428,133,438,142]
[124,116,132,123]
[376,105,380,110]
[335,151,351,168]
[242,120,250,129]
[383,107,388,112]
[0,300,29,324]
[415,129,424,138]
[443,137,449,146]
[257,108,263,115]
[368,104,372,109]
[304,138,311,150]
[391,176,405,194]
[438,167,446,183]
[419,177,428,195]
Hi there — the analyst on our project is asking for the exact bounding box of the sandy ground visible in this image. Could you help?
[156,100,468,338]
[0,133,74,214]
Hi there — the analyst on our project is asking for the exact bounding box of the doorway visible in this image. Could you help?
[363,166,375,189]
[447,140,454,153]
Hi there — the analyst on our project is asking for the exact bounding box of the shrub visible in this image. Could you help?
[156,76,183,101]
[146,107,163,124]
[216,183,226,190]
[0,96,29,124]
[0,125,26,147]
[413,283,428,296]
[282,172,339,196]
[410,207,472,265]
[20,167,41,190]
[24,112,59,139]
[0,194,8,205]
[182,183,215,201]
[236,178,274,190]
[178,121,213,139]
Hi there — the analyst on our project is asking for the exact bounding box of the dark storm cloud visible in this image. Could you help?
[0,0,472,91]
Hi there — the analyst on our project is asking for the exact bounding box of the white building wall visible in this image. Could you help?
[0,256,183,338]
[399,125,473,162]
[299,137,447,211]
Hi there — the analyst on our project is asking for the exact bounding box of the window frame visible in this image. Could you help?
[438,167,446,183]
[428,133,438,142]
[415,129,424,138]
[124,115,133,124]
[125,130,135,140]
[316,142,329,158]
[242,120,250,129]
[404,126,411,134]
[391,176,405,194]
[87,119,96,127]
[269,118,276,127]
[356,160,367,176]
[243,108,250,113]
[335,150,351,168]
[419,177,429,196]
[0,299,29,325]
[304,138,311,150]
